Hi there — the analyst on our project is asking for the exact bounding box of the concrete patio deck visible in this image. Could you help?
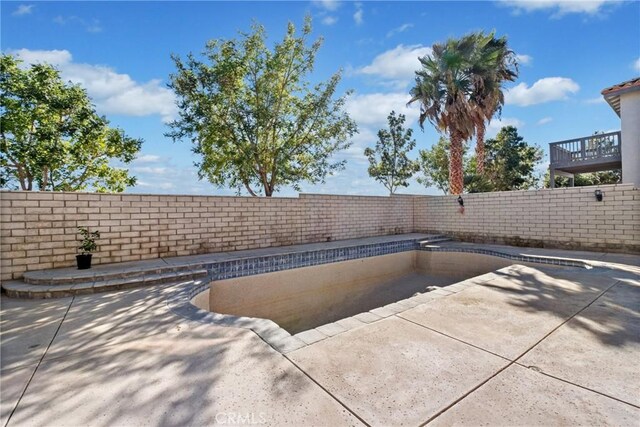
[1,245,638,426]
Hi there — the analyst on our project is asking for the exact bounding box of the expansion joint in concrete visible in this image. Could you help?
[5,296,76,427]
[419,279,623,426]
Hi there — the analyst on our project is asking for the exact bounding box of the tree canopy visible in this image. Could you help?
[477,126,542,191]
[166,17,357,196]
[364,111,419,195]
[0,54,142,192]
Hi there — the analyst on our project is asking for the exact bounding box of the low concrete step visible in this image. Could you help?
[3,269,208,299]
[23,262,202,286]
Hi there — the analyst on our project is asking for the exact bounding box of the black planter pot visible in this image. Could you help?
[76,254,93,270]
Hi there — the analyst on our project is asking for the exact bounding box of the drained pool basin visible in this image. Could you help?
[192,250,521,334]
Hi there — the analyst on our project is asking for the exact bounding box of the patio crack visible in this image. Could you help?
[4,296,76,427]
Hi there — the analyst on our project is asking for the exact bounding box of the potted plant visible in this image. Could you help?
[77,227,100,270]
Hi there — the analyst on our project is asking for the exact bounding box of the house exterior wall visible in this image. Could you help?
[620,91,640,186]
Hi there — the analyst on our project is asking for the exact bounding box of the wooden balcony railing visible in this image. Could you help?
[549,131,621,167]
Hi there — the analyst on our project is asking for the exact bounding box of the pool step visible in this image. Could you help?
[2,269,208,299]
[419,235,452,245]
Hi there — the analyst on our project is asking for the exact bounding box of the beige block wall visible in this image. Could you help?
[413,184,640,253]
[1,184,638,281]
[0,191,414,281]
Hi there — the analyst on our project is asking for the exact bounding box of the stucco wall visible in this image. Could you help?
[1,184,638,281]
[620,91,640,186]
[414,184,640,253]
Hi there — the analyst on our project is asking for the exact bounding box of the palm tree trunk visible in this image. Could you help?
[449,130,464,195]
[475,123,485,174]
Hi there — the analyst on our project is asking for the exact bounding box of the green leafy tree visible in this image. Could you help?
[0,54,142,192]
[167,17,357,196]
[544,170,621,188]
[418,126,541,193]
[474,126,542,192]
[364,111,418,195]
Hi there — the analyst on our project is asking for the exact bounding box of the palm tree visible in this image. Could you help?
[409,32,517,193]
[408,35,477,195]
[469,33,518,174]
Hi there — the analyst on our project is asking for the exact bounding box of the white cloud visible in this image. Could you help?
[11,49,177,122]
[499,0,620,16]
[537,117,553,125]
[137,181,176,190]
[633,57,640,72]
[345,92,418,126]
[516,54,533,66]
[505,77,579,106]
[53,15,103,33]
[353,4,364,25]
[387,23,413,38]
[321,15,338,25]
[12,49,72,66]
[12,4,34,16]
[357,44,432,86]
[313,0,340,11]
[132,166,170,175]
[134,154,162,163]
[585,96,605,104]
[487,117,524,137]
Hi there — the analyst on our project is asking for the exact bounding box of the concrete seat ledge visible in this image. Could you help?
[3,269,209,299]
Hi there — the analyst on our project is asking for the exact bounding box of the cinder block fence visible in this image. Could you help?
[1,184,638,282]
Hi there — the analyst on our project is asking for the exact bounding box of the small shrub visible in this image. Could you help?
[78,227,100,254]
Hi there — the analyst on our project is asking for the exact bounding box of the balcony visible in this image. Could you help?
[549,131,622,187]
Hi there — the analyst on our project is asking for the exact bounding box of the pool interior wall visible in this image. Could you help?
[193,251,517,335]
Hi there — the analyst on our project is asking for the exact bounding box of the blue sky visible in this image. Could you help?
[2,0,639,196]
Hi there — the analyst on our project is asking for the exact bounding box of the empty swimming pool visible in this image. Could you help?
[191,250,521,334]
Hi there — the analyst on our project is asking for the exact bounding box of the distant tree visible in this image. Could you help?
[167,17,357,197]
[478,126,542,192]
[364,111,418,195]
[0,54,142,192]
[417,126,542,193]
[544,170,621,188]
